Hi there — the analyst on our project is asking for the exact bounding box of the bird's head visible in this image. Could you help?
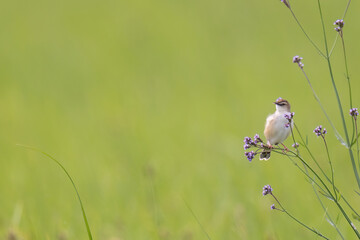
[274,98,291,112]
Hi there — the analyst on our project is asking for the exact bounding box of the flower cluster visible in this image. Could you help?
[245,151,255,162]
[284,112,295,128]
[334,19,344,33]
[244,134,265,161]
[313,125,327,137]
[270,204,276,210]
[244,137,252,150]
[349,108,359,119]
[262,185,273,196]
[292,55,304,69]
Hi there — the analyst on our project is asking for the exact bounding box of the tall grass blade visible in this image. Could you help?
[17,144,93,240]
[183,198,211,240]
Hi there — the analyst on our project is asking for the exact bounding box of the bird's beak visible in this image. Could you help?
[273,102,277,105]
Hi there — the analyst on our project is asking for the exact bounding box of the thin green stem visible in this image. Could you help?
[322,137,337,200]
[299,68,346,147]
[340,34,352,109]
[294,124,360,219]
[270,193,329,239]
[289,124,343,238]
[294,124,330,180]
[285,154,327,193]
[288,8,326,58]
[317,0,360,190]
[329,0,352,57]
[356,119,360,174]
[292,149,360,237]
[308,168,344,239]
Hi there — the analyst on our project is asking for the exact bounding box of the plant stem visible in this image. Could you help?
[322,137,337,200]
[294,124,360,219]
[288,8,326,58]
[328,0,352,57]
[289,124,343,238]
[271,193,329,239]
[299,68,346,147]
[340,34,352,109]
[356,119,360,174]
[317,0,360,190]
[292,149,360,238]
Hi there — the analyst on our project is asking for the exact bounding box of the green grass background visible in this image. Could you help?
[1,0,360,239]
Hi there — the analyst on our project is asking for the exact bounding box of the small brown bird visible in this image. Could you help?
[260,98,293,160]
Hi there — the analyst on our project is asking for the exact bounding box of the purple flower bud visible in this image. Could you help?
[292,56,303,63]
[253,134,261,144]
[244,137,252,145]
[335,27,341,32]
[292,143,299,148]
[270,204,275,210]
[244,144,251,150]
[284,112,294,128]
[284,113,292,120]
[350,108,359,117]
[293,56,304,69]
[314,125,326,137]
[262,185,272,196]
[280,0,290,8]
[334,19,344,28]
[245,151,255,162]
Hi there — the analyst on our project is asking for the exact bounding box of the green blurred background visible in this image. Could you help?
[1,0,360,239]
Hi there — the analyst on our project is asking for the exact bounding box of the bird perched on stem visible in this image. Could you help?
[260,98,293,160]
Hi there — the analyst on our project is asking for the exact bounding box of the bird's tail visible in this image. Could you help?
[260,149,271,160]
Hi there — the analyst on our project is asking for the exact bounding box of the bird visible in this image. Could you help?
[260,98,293,160]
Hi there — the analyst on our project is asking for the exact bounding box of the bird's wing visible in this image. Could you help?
[264,115,275,142]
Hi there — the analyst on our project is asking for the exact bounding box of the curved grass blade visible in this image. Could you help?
[182,198,211,240]
[17,144,93,240]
